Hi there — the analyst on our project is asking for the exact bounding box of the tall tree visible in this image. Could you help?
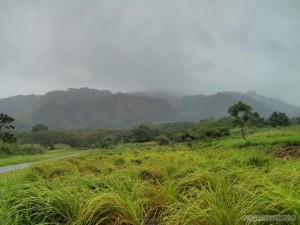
[130,124,158,143]
[228,101,252,141]
[0,113,16,143]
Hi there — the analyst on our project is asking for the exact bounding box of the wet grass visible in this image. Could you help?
[0,149,84,167]
[0,126,299,224]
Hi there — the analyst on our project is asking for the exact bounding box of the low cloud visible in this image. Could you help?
[0,0,300,105]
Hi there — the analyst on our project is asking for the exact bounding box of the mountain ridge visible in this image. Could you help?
[1,88,299,129]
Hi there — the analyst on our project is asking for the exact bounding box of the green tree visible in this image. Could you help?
[189,119,215,142]
[130,124,157,143]
[97,136,114,149]
[0,113,16,143]
[276,112,289,126]
[268,112,289,127]
[248,112,265,128]
[32,124,49,132]
[228,101,252,141]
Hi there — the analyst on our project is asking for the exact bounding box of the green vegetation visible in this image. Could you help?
[228,101,253,141]
[32,124,49,132]
[0,126,299,224]
[14,122,193,149]
[0,113,16,143]
[189,117,231,142]
[0,149,80,167]
[154,135,170,146]
[11,110,295,150]
[0,142,46,157]
[0,113,84,167]
[0,103,299,224]
[130,124,157,143]
[269,112,290,127]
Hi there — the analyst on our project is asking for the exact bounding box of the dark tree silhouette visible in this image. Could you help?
[32,124,49,132]
[0,113,16,143]
[268,112,289,127]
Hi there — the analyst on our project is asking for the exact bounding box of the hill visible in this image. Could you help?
[1,88,300,128]
[175,91,300,121]
[129,90,300,121]
[0,88,178,129]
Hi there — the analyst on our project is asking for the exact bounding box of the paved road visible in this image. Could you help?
[0,153,79,174]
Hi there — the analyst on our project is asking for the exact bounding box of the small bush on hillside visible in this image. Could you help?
[97,137,113,149]
[155,135,170,146]
[54,143,72,150]
[189,118,231,142]
[96,136,119,149]
[130,124,159,143]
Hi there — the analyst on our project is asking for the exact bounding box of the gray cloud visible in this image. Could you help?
[0,0,300,105]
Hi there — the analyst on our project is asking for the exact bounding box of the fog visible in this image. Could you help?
[1,0,300,105]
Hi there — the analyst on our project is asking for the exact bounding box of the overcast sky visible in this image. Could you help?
[1,0,300,105]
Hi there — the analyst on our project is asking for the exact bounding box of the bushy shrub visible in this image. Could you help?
[0,142,18,155]
[130,124,159,143]
[96,136,116,149]
[155,135,170,146]
[54,143,72,150]
[0,142,46,156]
[20,144,46,154]
[189,118,231,142]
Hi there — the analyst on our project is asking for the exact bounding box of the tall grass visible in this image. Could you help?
[0,142,46,156]
[0,127,299,224]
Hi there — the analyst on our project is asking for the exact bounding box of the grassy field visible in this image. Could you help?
[0,127,299,224]
[0,149,83,167]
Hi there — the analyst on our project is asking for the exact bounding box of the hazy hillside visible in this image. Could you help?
[129,90,300,121]
[1,88,300,128]
[0,94,40,115]
[0,88,178,129]
[175,91,300,121]
[40,88,113,105]
[33,93,177,128]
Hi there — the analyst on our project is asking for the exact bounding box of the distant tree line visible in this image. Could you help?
[13,122,194,149]
[2,101,299,150]
[188,101,292,142]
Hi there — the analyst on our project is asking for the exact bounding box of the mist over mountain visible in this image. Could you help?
[0,88,299,129]
[175,91,300,121]
[0,88,178,129]
[1,1,300,106]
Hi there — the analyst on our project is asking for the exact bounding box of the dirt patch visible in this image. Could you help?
[270,146,300,159]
